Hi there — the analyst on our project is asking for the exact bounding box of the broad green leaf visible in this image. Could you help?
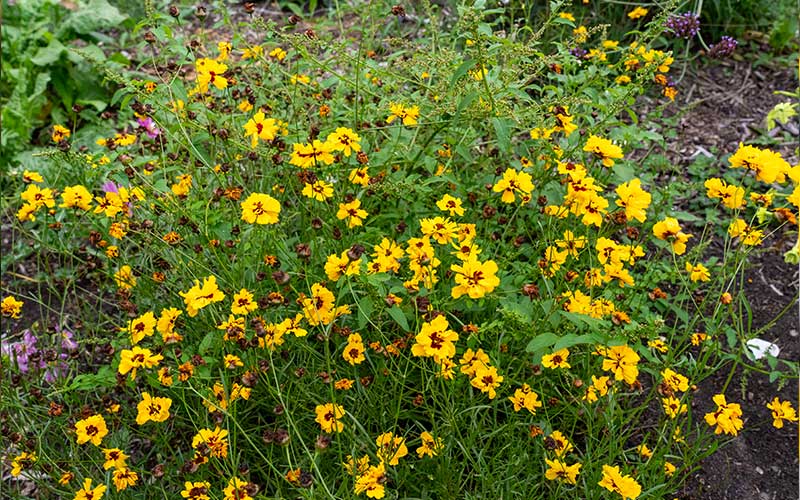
[386,305,410,332]
[526,332,559,353]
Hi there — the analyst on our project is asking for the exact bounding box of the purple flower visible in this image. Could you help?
[664,12,700,39]
[708,36,738,58]
[102,181,119,194]
[137,116,161,139]
[2,330,41,373]
[569,46,587,59]
[44,360,69,383]
[57,326,79,351]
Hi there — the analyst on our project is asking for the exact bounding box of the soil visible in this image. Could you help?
[658,58,800,500]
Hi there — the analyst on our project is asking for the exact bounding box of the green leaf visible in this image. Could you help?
[553,333,602,351]
[31,39,66,66]
[525,332,559,353]
[451,59,477,86]
[62,0,126,35]
[66,365,116,391]
[492,117,511,151]
[356,296,374,329]
[386,305,410,332]
[199,331,218,354]
[765,102,797,131]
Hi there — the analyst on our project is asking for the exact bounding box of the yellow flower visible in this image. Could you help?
[492,167,534,203]
[241,45,263,59]
[118,346,163,380]
[615,178,651,223]
[181,481,211,500]
[102,448,128,470]
[546,430,574,457]
[411,315,459,362]
[22,170,43,183]
[343,333,366,365]
[326,127,361,157]
[60,185,93,210]
[73,478,107,500]
[354,462,386,498]
[290,73,310,85]
[600,344,640,384]
[558,12,575,21]
[179,275,225,317]
[192,58,228,94]
[10,451,36,477]
[508,384,543,414]
[289,140,335,168]
[1,296,24,319]
[450,256,500,299]
[269,47,287,61]
[584,135,624,167]
[599,464,642,499]
[685,262,710,282]
[52,124,71,142]
[112,468,138,491]
[583,375,611,402]
[336,199,368,228]
[636,443,652,459]
[627,6,648,19]
[662,396,687,419]
[376,431,408,465]
[223,477,252,500]
[436,194,465,216]
[157,307,183,343]
[325,251,361,281]
[243,111,279,148]
[704,394,744,435]
[386,102,420,126]
[21,183,56,209]
[192,427,229,458]
[135,392,172,425]
[470,363,503,399]
[544,458,581,484]
[766,397,798,428]
[124,311,156,345]
[75,414,108,446]
[315,403,346,433]
[664,461,676,476]
[416,431,443,458]
[349,167,370,186]
[231,288,258,315]
[541,348,571,369]
[240,192,281,225]
[653,217,692,255]
[302,180,334,201]
[217,41,232,60]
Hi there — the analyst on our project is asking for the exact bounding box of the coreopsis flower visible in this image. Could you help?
[584,135,624,167]
[386,102,420,126]
[420,216,459,244]
[653,217,692,255]
[727,219,764,246]
[685,262,710,282]
[555,230,587,257]
[337,199,368,227]
[343,333,366,365]
[181,481,211,500]
[223,478,252,500]
[508,384,543,414]
[662,396,688,419]
[324,251,361,281]
[1,296,23,318]
[370,238,404,272]
[544,459,581,484]
[326,127,361,156]
[766,397,798,428]
[315,403,346,433]
[459,348,491,376]
[244,112,279,148]
[157,307,183,343]
[546,431,574,457]
[416,431,443,458]
[615,178,651,222]
[558,12,575,21]
[192,427,229,458]
[124,311,156,345]
[411,315,459,362]
[289,140,335,168]
[269,47,287,60]
[179,275,225,317]
[75,414,108,446]
[704,394,744,435]
[192,58,228,94]
[60,185,93,210]
[135,392,172,425]
[21,183,55,210]
[376,432,408,465]
[118,346,163,380]
[583,375,611,402]
[470,363,503,399]
[223,354,243,369]
[450,256,500,299]
[704,178,745,209]
[102,448,128,470]
[729,143,790,183]
[552,106,577,136]
[436,194,465,216]
[542,348,571,369]
[599,464,642,499]
[627,6,648,19]
[302,180,335,201]
[664,461,677,476]
[647,338,668,353]
[240,192,281,224]
[600,344,640,384]
[112,468,138,491]
[636,443,652,459]
[73,478,107,500]
[59,472,74,485]
[492,167,534,203]
[354,462,387,498]
[10,451,36,476]
[349,167,371,186]
[231,288,258,315]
